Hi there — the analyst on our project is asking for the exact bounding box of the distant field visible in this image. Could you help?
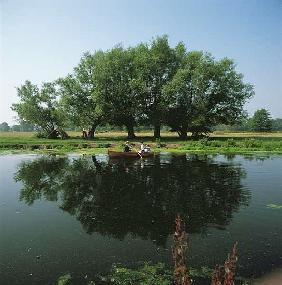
[0,131,282,154]
[1,131,282,139]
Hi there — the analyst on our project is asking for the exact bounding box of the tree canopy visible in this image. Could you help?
[163,52,254,138]
[12,81,66,138]
[12,36,254,139]
[250,109,272,132]
[57,52,103,138]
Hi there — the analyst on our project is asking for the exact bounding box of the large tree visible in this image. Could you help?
[11,36,255,140]
[94,46,139,139]
[133,36,181,138]
[163,52,254,139]
[57,52,104,138]
[250,109,272,132]
[12,81,66,138]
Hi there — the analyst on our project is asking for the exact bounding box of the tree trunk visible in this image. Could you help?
[154,124,161,139]
[178,130,188,140]
[126,123,136,139]
[82,130,87,139]
[191,131,203,140]
[47,127,58,139]
[88,124,97,139]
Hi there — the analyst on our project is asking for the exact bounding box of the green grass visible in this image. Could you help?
[0,131,282,155]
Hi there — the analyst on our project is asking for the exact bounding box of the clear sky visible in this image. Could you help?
[1,0,281,124]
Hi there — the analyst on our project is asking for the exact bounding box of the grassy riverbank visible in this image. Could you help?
[0,131,282,155]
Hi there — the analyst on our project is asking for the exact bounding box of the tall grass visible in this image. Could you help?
[173,216,238,285]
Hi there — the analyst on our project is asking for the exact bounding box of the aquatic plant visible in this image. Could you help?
[172,215,238,285]
[57,273,72,285]
[266,204,282,209]
[104,262,172,285]
[172,215,191,285]
[211,242,238,285]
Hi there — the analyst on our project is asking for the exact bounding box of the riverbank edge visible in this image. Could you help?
[1,147,282,156]
[1,135,282,155]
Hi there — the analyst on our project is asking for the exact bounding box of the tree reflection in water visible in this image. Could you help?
[15,154,250,246]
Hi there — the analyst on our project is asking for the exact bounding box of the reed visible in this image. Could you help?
[211,242,238,285]
[172,215,191,285]
[172,215,238,285]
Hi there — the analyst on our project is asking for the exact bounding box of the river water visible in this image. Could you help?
[0,154,281,284]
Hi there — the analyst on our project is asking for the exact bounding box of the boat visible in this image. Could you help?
[108,150,153,158]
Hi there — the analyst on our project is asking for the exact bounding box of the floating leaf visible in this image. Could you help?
[58,273,72,285]
[266,204,282,209]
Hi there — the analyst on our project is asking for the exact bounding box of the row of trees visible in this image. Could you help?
[2,110,281,133]
[214,109,281,132]
[12,36,254,139]
[0,121,34,132]
[3,111,280,134]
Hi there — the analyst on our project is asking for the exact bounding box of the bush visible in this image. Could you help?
[197,138,210,147]
[105,263,172,285]
[225,139,237,147]
[242,139,261,148]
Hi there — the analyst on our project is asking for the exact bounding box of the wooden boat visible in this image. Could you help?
[108,150,153,158]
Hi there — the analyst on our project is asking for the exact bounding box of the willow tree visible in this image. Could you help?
[57,52,104,138]
[133,36,180,138]
[163,51,254,139]
[12,81,66,138]
[94,46,139,139]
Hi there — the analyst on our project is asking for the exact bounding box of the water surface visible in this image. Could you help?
[0,154,281,284]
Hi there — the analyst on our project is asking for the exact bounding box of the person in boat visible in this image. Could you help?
[139,142,145,154]
[144,144,151,153]
[124,141,132,152]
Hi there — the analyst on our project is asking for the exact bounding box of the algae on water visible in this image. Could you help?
[58,273,72,285]
[266,204,282,209]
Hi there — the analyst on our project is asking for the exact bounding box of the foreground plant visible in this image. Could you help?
[172,215,191,285]
[56,214,240,285]
[104,262,172,285]
[172,215,238,285]
[211,242,238,285]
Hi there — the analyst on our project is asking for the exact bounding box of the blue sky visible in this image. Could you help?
[1,0,281,124]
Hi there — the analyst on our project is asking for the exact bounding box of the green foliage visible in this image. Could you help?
[12,36,278,140]
[0,122,10,132]
[136,36,180,138]
[155,138,161,147]
[12,122,35,132]
[272,118,282,131]
[0,122,34,132]
[93,46,138,138]
[266,204,282,209]
[163,52,254,138]
[225,138,237,147]
[105,263,172,285]
[241,139,262,148]
[57,273,72,285]
[58,52,103,133]
[250,109,272,132]
[11,81,66,138]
